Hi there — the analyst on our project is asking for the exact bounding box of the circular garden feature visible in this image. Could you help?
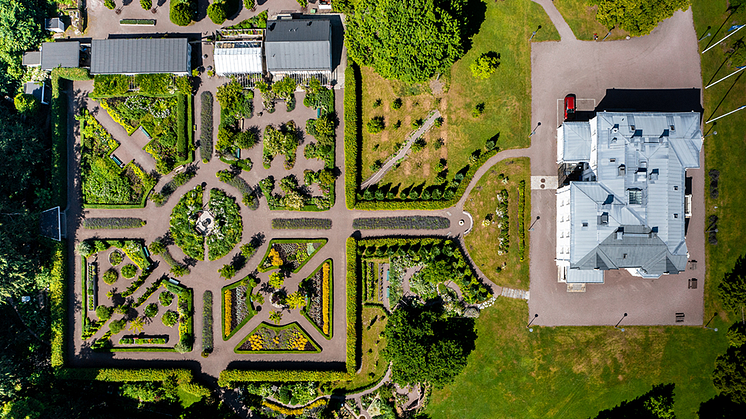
[170,185,243,261]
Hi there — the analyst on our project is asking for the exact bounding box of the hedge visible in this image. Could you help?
[352,216,450,230]
[83,217,146,229]
[344,61,362,209]
[216,238,359,387]
[50,242,67,368]
[262,398,328,415]
[200,91,213,162]
[55,368,194,383]
[271,218,332,230]
[518,179,527,261]
[203,291,213,354]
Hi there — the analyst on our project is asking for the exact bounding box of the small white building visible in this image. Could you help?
[214,33,264,76]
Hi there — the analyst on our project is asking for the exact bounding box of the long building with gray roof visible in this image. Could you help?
[555,112,702,283]
[265,19,332,80]
[90,38,191,75]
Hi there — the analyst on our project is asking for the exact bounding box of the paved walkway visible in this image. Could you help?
[361,110,441,189]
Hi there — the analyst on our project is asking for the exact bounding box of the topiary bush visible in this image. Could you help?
[170,1,194,26]
[207,1,227,25]
[103,269,118,285]
[105,0,116,9]
[140,0,152,9]
[144,303,159,318]
[14,93,39,114]
[96,305,113,321]
[160,291,174,306]
[121,264,137,279]
[162,310,179,327]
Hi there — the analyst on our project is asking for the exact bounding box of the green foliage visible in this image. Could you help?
[718,255,746,314]
[134,73,172,96]
[170,0,195,26]
[590,0,689,36]
[102,269,118,285]
[121,264,137,279]
[170,186,206,260]
[96,305,114,321]
[13,93,38,114]
[472,102,485,118]
[346,0,467,83]
[271,218,332,230]
[92,75,130,97]
[219,264,237,280]
[367,116,385,134]
[263,123,299,168]
[207,1,227,25]
[162,310,179,327]
[109,319,126,334]
[228,9,267,29]
[206,189,243,260]
[0,0,45,95]
[392,97,403,110]
[83,217,146,229]
[344,62,362,209]
[353,216,449,230]
[144,303,158,318]
[470,52,500,79]
[200,91,214,161]
[384,304,476,388]
[140,0,152,9]
[727,322,746,348]
[713,344,746,404]
[268,272,285,290]
[592,383,675,418]
[160,291,174,306]
[244,0,255,9]
[105,0,115,8]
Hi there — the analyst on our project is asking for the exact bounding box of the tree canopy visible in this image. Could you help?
[713,345,746,404]
[718,255,746,314]
[590,0,690,37]
[0,0,45,95]
[346,0,468,83]
[383,305,476,388]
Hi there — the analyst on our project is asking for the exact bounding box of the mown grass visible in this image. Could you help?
[358,0,559,193]
[554,0,629,40]
[426,299,729,419]
[691,0,746,320]
[463,158,531,290]
[332,305,389,391]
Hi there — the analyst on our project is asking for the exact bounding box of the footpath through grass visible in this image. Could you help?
[691,0,746,320]
[426,299,728,419]
[463,158,530,290]
[359,0,559,194]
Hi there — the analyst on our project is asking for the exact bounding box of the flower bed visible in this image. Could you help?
[235,322,320,353]
[222,276,258,340]
[302,259,333,339]
[271,218,332,230]
[258,239,327,273]
[169,186,205,260]
[78,110,156,208]
[83,217,146,229]
[119,336,169,345]
[352,216,450,230]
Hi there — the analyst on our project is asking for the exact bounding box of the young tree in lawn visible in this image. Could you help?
[718,255,746,315]
[470,52,500,79]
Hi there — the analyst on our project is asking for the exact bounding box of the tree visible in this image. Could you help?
[383,305,476,388]
[713,345,746,404]
[144,303,158,318]
[0,0,45,95]
[140,0,152,9]
[128,317,145,334]
[170,0,194,27]
[162,310,179,327]
[171,265,189,277]
[13,93,38,114]
[109,319,126,334]
[590,0,689,37]
[269,310,283,324]
[346,0,467,83]
[207,1,227,25]
[219,264,236,279]
[718,255,746,314]
[286,292,306,310]
[592,383,675,419]
[105,0,115,9]
[235,130,258,149]
[470,52,499,79]
[96,305,113,321]
[367,116,385,134]
[268,272,284,290]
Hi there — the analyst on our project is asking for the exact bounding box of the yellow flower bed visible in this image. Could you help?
[262,398,327,415]
[224,290,232,336]
[269,247,283,266]
[322,262,330,335]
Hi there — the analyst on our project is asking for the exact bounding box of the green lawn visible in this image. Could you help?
[332,304,389,391]
[691,0,746,320]
[554,0,630,40]
[358,0,559,195]
[463,158,531,290]
[426,299,729,419]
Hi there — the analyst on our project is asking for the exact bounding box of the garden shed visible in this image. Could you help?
[265,18,332,82]
[91,38,191,75]
[40,41,80,70]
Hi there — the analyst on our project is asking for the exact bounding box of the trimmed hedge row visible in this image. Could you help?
[262,398,328,415]
[344,61,362,209]
[518,179,527,261]
[55,368,194,382]
[200,91,213,162]
[50,242,67,368]
[352,216,450,230]
[83,217,146,229]
[271,218,332,230]
[203,291,213,354]
[216,238,359,387]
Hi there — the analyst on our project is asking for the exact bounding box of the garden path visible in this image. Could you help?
[360,110,441,189]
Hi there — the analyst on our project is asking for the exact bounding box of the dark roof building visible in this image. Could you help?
[22,51,41,67]
[24,81,50,105]
[91,38,191,75]
[265,19,332,75]
[40,41,80,70]
[45,18,66,33]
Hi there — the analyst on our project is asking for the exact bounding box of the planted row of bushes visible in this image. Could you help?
[216,239,359,387]
[203,291,213,355]
[83,217,146,229]
[151,169,197,207]
[262,398,328,415]
[50,243,67,368]
[344,62,362,209]
[216,170,259,210]
[119,336,168,344]
[271,218,332,230]
[518,180,527,261]
[200,91,213,162]
[352,216,450,230]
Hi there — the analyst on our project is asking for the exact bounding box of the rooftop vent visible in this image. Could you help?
[660,129,670,138]
[649,168,659,181]
[612,124,619,133]
[598,212,609,225]
[633,129,643,137]
[616,228,624,240]
[618,164,626,176]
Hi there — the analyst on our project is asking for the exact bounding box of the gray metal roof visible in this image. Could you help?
[559,112,702,280]
[23,51,41,66]
[45,18,65,31]
[265,19,331,72]
[558,121,592,162]
[40,41,79,70]
[91,38,191,75]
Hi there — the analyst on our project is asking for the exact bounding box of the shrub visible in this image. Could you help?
[162,310,179,327]
[109,251,124,266]
[144,303,159,318]
[170,1,194,26]
[207,2,227,25]
[96,305,113,321]
[219,264,237,280]
[344,62,362,209]
[470,52,500,79]
[83,217,146,229]
[203,291,213,353]
[121,264,137,279]
[271,218,332,230]
[353,216,450,230]
[472,102,485,118]
[200,92,213,161]
[434,116,444,127]
[392,98,402,110]
[140,0,152,9]
[14,93,39,114]
[244,0,255,9]
[103,269,118,285]
[160,291,174,306]
[105,0,115,9]
[367,116,385,134]
[109,319,126,334]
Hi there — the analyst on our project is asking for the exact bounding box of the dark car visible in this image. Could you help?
[564,94,576,121]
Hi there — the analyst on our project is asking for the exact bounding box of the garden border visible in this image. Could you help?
[257,238,329,273]
[301,259,334,340]
[221,277,257,341]
[234,322,322,354]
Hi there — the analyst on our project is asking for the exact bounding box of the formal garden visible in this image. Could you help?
[222,275,260,340]
[301,259,333,339]
[258,239,327,273]
[235,322,321,354]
